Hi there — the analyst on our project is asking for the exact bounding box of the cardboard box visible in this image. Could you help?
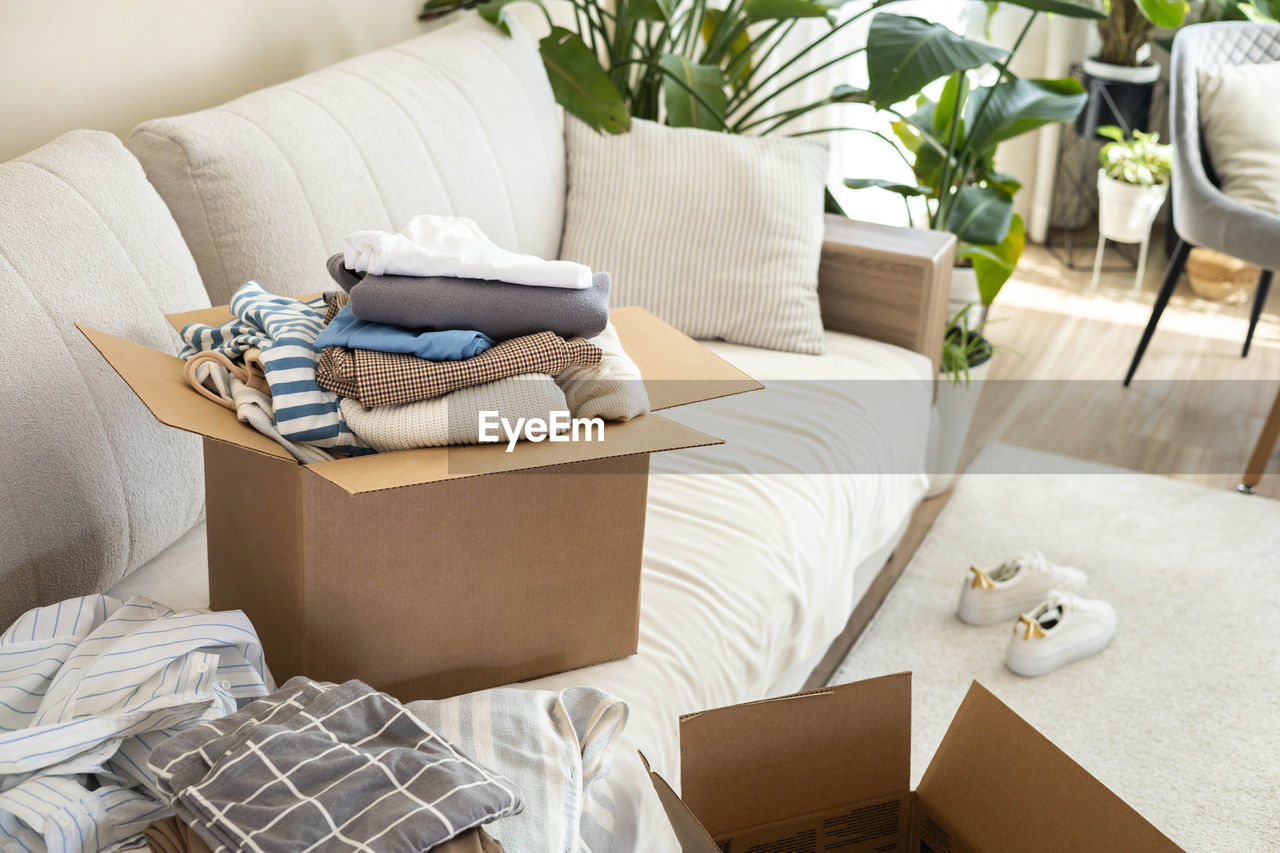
[646,673,1181,852]
[79,307,760,699]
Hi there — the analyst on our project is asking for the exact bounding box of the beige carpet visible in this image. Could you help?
[834,443,1280,852]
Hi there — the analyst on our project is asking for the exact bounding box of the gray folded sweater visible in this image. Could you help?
[327,253,611,341]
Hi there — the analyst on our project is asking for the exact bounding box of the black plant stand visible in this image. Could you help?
[1046,65,1169,271]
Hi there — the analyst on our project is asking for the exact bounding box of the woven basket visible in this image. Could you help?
[1187,248,1259,303]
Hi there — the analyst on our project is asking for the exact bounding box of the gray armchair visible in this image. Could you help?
[1124,22,1280,385]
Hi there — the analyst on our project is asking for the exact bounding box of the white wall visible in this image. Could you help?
[0,0,432,162]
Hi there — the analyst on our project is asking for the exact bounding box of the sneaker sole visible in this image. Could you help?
[1005,624,1116,677]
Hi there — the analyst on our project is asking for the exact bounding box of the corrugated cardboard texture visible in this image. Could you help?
[206,443,652,698]
[204,439,304,675]
[679,673,912,840]
[718,793,913,851]
[77,324,292,460]
[916,682,1182,853]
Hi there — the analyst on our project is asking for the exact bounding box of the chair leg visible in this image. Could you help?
[1243,269,1272,358]
[1125,238,1190,386]
[1240,382,1280,494]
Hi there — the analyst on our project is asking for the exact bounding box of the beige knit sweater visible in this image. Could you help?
[339,373,568,452]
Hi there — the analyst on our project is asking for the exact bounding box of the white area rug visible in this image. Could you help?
[834,443,1280,852]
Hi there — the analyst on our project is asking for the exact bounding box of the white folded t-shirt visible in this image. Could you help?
[343,214,593,288]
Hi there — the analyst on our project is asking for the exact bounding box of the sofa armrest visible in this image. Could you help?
[817,213,955,374]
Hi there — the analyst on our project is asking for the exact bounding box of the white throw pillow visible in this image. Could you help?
[1198,61,1280,214]
[406,686,628,853]
[561,117,829,354]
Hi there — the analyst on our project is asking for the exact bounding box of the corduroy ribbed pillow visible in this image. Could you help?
[561,117,829,354]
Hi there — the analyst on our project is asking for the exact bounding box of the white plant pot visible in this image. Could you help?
[925,357,992,498]
[1083,56,1160,85]
[1097,170,1167,245]
[949,265,981,319]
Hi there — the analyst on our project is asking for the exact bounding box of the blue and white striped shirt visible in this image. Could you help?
[179,282,370,456]
[0,595,273,853]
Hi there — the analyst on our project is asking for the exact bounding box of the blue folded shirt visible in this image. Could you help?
[314,305,494,360]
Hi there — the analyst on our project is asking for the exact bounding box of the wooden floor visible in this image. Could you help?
[807,235,1280,686]
[971,237,1280,498]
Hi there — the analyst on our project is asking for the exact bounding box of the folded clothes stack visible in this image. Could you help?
[178,214,650,457]
[145,677,521,853]
[317,214,649,452]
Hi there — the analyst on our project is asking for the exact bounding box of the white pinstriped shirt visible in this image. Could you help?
[0,595,273,852]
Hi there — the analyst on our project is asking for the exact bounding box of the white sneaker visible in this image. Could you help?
[1005,590,1117,677]
[956,550,1087,626]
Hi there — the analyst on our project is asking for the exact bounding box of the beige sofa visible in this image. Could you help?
[0,14,951,851]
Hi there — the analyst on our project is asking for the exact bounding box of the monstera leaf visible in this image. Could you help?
[866,14,1007,108]
[540,27,630,133]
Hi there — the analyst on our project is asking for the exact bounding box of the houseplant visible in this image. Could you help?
[845,8,1095,492]
[846,10,1090,330]
[1096,124,1170,243]
[1080,0,1187,134]
[419,0,1101,140]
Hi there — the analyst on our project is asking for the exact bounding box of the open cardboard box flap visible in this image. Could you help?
[80,306,761,494]
[78,323,294,461]
[647,674,1183,853]
[916,682,1179,852]
[678,673,911,840]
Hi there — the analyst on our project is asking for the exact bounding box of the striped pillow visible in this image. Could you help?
[561,117,829,354]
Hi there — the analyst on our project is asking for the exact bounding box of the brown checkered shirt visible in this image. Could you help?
[315,321,602,408]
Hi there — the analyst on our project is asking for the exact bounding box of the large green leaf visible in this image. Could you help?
[539,27,630,134]
[661,55,728,130]
[995,0,1107,18]
[1134,0,1188,27]
[957,213,1026,306]
[964,77,1087,155]
[744,0,835,21]
[866,14,1008,108]
[947,184,1014,245]
[632,0,673,21]
[844,178,931,196]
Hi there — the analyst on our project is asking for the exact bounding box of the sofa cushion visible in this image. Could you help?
[128,15,565,306]
[0,130,209,624]
[561,116,829,354]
